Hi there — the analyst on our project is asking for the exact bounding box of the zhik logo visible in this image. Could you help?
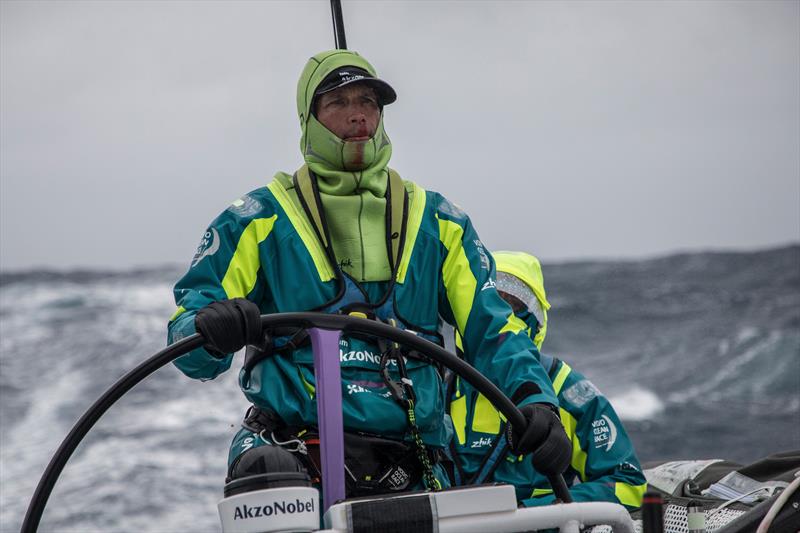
[471,437,493,448]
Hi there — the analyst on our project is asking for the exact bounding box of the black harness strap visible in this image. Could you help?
[241,406,437,496]
[242,328,310,376]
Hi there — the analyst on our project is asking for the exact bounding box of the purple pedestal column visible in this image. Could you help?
[307,327,346,513]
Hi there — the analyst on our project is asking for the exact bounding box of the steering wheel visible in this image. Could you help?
[22,312,572,532]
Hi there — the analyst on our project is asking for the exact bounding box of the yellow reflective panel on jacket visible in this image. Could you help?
[551,361,572,395]
[437,215,477,334]
[451,391,467,445]
[560,407,588,482]
[472,393,503,434]
[397,182,426,284]
[222,216,279,299]
[499,313,528,336]
[267,179,335,282]
[615,482,647,508]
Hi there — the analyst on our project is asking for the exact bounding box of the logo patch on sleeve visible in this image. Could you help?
[591,415,618,451]
[562,379,602,408]
[228,194,262,217]
[438,198,466,219]
[191,228,220,267]
[474,240,491,270]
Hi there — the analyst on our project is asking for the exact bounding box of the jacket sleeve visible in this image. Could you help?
[167,193,273,380]
[434,194,557,408]
[522,362,647,510]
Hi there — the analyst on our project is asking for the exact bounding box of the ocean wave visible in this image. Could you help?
[1,245,797,532]
[608,386,664,421]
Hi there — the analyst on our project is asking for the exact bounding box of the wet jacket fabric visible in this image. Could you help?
[168,178,557,450]
[448,308,647,509]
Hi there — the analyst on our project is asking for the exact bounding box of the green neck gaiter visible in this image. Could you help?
[300,113,394,282]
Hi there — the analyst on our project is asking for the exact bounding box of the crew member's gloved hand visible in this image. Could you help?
[195,298,262,358]
[506,403,572,476]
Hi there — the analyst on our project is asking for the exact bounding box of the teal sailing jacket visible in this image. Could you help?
[168,175,557,449]
[448,304,647,509]
[449,354,647,509]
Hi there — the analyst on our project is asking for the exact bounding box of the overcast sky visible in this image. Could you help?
[1,0,798,271]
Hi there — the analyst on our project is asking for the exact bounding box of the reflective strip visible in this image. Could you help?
[221,216,278,299]
[437,216,477,334]
[267,180,334,281]
[349,311,368,319]
[552,361,572,395]
[169,306,186,322]
[450,394,467,445]
[472,393,502,434]
[397,182,426,283]
[531,488,553,497]
[615,482,647,508]
[560,407,588,482]
[499,313,527,335]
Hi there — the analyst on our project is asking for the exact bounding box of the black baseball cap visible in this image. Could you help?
[314,66,397,106]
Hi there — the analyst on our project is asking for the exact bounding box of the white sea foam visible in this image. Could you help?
[608,386,664,421]
[0,363,90,529]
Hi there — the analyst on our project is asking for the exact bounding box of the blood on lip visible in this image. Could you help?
[350,139,365,166]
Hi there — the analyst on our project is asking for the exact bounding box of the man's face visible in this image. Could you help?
[315,83,381,141]
[498,291,527,314]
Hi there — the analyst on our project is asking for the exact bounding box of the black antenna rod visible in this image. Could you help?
[330,0,347,49]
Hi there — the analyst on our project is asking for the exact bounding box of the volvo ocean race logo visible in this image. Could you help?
[233,497,315,520]
[592,415,618,451]
[191,228,220,267]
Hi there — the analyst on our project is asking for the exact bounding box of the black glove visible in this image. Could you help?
[195,298,262,357]
[506,403,572,477]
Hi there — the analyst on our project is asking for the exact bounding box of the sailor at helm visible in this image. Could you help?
[447,251,648,508]
[167,50,571,496]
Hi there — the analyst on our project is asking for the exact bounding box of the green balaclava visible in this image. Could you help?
[296,49,394,191]
[293,50,398,281]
